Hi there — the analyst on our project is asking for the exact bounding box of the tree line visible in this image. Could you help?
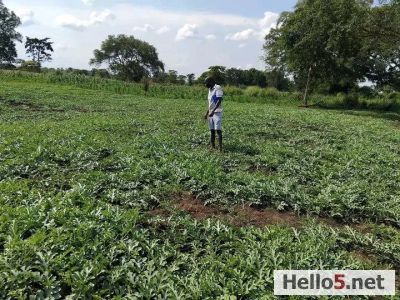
[1,0,284,89]
[1,0,399,92]
[88,34,291,89]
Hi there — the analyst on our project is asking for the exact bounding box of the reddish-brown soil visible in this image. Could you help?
[148,193,400,271]
[148,193,400,255]
[172,193,305,228]
[150,193,362,230]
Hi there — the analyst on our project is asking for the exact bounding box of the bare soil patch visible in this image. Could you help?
[1,98,94,113]
[350,250,378,265]
[246,163,277,175]
[149,193,390,233]
[150,193,355,230]
[4,99,66,112]
[149,193,395,237]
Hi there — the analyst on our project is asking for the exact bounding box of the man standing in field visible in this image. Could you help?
[204,76,223,152]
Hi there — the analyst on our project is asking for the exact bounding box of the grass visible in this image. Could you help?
[0,74,399,298]
[310,93,400,113]
[0,70,298,105]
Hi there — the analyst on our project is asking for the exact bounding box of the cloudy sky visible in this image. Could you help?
[5,0,297,76]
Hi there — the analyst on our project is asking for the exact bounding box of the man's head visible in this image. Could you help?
[204,76,216,89]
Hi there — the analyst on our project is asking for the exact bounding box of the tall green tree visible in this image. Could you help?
[246,68,267,88]
[25,37,54,63]
[266,69,291,91]
[197,66,226,85]
[0,1,22,64]
[208,66,226,85]
[177,75,187,85]
[362,0,400,90]
[225,68,243,86]
[264,0,372,93]
[187,73,195,86]
[90,35,164,82]
[167,70,178,84]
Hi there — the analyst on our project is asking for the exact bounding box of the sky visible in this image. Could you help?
[4,0,298,76]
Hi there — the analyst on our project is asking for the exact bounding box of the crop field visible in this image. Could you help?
[0,74,400,299]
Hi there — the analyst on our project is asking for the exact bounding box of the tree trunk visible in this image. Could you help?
[303,66,312,107]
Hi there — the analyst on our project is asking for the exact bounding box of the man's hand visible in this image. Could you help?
[209,112,214,118]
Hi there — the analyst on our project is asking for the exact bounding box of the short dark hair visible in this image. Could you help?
[205,76,216,85]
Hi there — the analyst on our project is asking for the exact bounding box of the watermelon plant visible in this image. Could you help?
[0,73,399,298]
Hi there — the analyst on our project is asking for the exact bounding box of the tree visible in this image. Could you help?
[197,66,226,85]
[177,75,187,85]
[167,70,178,84]
[19,60,41,73]
[266,69,291,91]
[90,34,164,82]
[208,66,226,85]
[245,68,267,88]
[91,68,111,78]
[225,68,243,86]
[153,71,168,83]
[187,73,195,86]
[264,0,400,92]
[0,1,22,64]
[25,37,54,64]
[361,1,400,90]
[264,0,372,93]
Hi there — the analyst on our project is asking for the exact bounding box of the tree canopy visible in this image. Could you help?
[0,1,21,64]
[90,34,164,82]
[264,0,400,92]
[362,0,400,89]
[25,37,54,64]
[197,66,290,90]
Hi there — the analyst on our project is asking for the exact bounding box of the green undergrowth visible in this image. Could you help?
[0,78,399,298]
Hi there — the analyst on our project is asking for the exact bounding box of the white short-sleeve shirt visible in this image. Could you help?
[208,84,223,113]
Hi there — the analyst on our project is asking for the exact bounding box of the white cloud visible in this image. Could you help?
[205,34,217,40]
[54,42,71,50]
[112,4,255,28]
[81,0,95,6]
[156,26,170,35]
[15,8,35,26]
[56,9,115,31]
[90,10,115,25]
[132,24,171,35]
[239,43,246,48]
[225,11,279,42]
[226,29,255,41]
[132,24,154,32]
[8,1,268,74]
[176,24,199,41]
[257,11,279,40]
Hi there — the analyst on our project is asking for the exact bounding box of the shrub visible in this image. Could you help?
[141,77,150,94]
[260,87,280,99]
[357,86,377,98]
[343,93,359,108]
[19,61,41,73]
[291,91,303,102]
[314,82,331,95]
[388,92,399,100]
[0,63,16,70]
[224,86,243,96]
[244,86,262,97]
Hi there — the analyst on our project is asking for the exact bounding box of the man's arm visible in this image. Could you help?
[204,108,209,119]
[208,97,222,117]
